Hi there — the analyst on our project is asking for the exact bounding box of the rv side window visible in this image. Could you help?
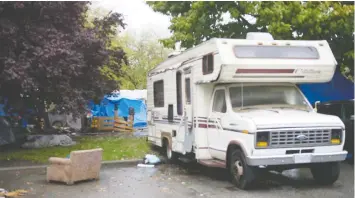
[185,78,191,104]
[202,54,213,75]
[212,89,226,113]
[153,80,164,107]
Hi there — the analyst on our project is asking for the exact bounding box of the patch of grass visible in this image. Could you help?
[0,136,151,163]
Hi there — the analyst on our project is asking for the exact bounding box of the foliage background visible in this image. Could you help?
[148,1,354,80]
[87,7,172,90]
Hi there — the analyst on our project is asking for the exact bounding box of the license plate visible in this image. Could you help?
[294,154,311,164]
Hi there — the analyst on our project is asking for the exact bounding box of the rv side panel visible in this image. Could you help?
[147,70,178,146]
[192,62,215,159]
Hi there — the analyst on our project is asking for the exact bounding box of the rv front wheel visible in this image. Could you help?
[228,149,256,190]
[310,162,340,185]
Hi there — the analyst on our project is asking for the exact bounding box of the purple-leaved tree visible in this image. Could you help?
[0,2,126,129]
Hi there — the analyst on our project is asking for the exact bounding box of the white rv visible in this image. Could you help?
[146,32,347,189]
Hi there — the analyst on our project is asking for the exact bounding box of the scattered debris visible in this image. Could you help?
[137,164,155,168]
[0,188,6,198]
[133,129,148,137]
[98,187,106,192]
[0,188,28,198]
[137,154,161,168]
[21,134,76,148]
[143,154,161,165]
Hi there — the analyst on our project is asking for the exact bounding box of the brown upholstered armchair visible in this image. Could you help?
[46,148,103,185]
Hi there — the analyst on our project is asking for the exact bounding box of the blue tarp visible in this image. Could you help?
[0,104,5,116]
[298,70,354,105]
[89,93,147,128]
[0,101,33,128]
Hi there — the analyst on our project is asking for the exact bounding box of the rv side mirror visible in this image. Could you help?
[168,104,174,122]
[314,101,320,112]
[351,115,354,121]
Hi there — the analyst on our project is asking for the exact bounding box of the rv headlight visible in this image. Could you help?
[330,129,342,144]
[256,131,270,148]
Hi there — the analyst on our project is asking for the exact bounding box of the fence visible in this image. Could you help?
[90,108,134,132]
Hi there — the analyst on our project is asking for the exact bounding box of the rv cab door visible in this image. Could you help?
[208,88,227,159]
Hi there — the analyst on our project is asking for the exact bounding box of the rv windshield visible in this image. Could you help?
[229,85,310,112]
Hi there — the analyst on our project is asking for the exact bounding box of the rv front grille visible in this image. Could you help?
[269,129,331,148]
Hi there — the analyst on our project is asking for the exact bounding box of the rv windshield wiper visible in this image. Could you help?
[241,107,281,113]
[240,107,261,110]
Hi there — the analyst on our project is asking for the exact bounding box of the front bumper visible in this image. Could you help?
[246,151,348,166]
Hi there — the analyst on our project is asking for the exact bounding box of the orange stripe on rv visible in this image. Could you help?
[235,69,295,74]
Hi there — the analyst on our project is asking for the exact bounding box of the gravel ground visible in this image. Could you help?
[0,162,353,198]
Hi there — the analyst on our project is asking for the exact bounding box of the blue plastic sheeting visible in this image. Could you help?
[298,70,354,105]
[0,102,34,128]
[0,104,5,116]
[89,94,147,128]
[347,153,352,159]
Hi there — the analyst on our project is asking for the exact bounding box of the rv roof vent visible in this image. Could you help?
[168,51,182,58]
[246,32,274,41]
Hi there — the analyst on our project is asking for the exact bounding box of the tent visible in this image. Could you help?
[118,90,147,101]
[298,70,354,105]
[89,90,147,128]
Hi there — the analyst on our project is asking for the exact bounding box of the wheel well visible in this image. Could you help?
[226,144,243,169]
[162,137,169,147]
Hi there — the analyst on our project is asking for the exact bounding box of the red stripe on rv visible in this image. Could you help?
[235,69,295,74]
[199,124,208,128]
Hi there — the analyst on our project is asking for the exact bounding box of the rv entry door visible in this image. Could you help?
[208,88,227,159]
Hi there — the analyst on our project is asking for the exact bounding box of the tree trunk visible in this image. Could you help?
[38,101,53,132]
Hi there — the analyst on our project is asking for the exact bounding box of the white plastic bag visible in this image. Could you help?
[137,164,155,168]
[143,154,161,164]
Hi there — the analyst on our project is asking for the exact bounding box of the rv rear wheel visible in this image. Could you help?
[164,140,178,162]
[228,149,256,190]
[310,162,340,185]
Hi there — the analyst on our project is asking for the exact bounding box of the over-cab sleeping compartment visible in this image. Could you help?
[215,38,337,83]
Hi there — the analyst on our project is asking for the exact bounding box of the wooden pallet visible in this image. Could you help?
[90,116,133,132]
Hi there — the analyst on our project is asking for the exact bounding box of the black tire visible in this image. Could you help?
[311,162,340,185]
[163,139,178,163]
[346,153,354,165]
[228,149,257,190]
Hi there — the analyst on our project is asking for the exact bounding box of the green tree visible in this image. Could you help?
[113,31,172,89]
[148,1,354,79]
[87,6,172,89]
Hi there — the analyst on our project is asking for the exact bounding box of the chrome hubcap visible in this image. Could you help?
[234,160,244,179]
[167,146,172,159]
